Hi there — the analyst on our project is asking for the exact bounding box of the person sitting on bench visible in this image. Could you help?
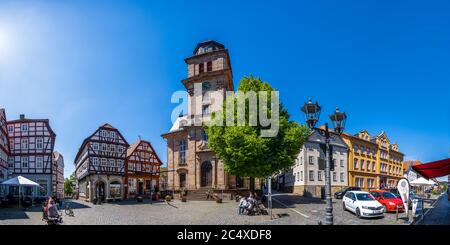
[246,193,256,215]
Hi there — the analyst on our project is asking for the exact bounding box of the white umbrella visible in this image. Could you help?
[1,176,40,208]
[410,177,436,186]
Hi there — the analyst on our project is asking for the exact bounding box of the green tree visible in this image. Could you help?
[64,172,76,197]
[205,76,310,191]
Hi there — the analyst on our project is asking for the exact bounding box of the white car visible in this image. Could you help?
[343,191,384,218]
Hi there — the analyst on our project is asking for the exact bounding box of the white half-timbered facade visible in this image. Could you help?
[6,114,56,197]
[74,124,129,202]
[125,140,163,198]
[0,109,10,196]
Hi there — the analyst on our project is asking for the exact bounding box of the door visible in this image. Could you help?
[201,161,213,187]
[96,182,105,201]
[344,192,356,212]
[138,180,144,195]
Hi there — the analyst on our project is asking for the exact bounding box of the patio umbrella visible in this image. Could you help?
[1,176,41,208]
[410,177,436,186]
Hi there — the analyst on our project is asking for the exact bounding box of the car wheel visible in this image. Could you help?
[343,203,346,211]
[356,208,361,218]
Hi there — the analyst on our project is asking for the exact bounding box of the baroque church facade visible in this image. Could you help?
[162,40,254,192]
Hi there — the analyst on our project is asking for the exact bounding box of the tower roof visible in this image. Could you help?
[193,40,225,55]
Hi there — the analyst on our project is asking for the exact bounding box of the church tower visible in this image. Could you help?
[163,40,253,193]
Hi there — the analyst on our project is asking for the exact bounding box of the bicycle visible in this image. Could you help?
[65,202,74,217]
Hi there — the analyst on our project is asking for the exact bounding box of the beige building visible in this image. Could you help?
[162,40,255,192]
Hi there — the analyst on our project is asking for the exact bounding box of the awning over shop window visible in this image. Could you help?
[412,158,450,179]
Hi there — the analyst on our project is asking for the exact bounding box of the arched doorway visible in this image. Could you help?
[201,161,213,187]
[96,181,106,201]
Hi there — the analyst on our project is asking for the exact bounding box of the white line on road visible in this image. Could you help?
[272,198,310,218]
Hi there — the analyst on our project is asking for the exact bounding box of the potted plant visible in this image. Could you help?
[137,196,143,202]
[214,193,222,203]
[165,195,172,202]
[181,188,187,202]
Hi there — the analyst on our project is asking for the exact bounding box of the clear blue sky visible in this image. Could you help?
[0,0,449,178]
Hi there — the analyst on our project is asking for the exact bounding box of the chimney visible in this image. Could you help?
[20,114,25,120]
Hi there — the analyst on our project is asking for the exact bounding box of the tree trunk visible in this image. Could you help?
[249,177,255,193]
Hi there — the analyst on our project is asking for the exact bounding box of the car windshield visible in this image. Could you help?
[381,192,397,199]
[356,193,375,201]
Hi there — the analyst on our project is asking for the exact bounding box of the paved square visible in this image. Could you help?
[0,193,424,225]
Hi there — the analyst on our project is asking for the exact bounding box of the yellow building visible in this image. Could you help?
[341,130,404,190]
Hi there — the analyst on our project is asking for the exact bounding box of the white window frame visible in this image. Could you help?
[309,170,314,181]
[36,138,43,149]
[21,139,28,150]
[21,157,28,168]
[36,156,43,168]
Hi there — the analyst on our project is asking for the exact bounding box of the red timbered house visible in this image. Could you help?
[74,124,129,202]
[125,140,163,199]
[0,108,10,196]
[6,114,56,198]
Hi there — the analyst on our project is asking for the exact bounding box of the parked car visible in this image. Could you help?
[334,187,361,199]
[343,191,384,218]
[370,190,404,212]
[384,188,416,209]
[384,188,400,197]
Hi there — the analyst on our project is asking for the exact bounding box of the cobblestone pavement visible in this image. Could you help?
[271,194,410,225]
[1,193,418,225]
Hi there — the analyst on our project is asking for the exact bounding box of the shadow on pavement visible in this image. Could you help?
[111,199,167,206]
[0,209,30,220]
[64,200,91,210]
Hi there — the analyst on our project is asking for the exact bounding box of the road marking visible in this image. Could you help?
[272,198,310,218]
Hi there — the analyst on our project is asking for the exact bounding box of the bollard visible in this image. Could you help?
[396,205,399,221]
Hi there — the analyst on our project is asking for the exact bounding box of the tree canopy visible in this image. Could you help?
[205,76,310,179]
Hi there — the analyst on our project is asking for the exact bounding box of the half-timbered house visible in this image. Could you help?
[74,124,129,202]
[0,108,10,197]
[6,114,56,198]
[125,140,163,199]
[52,151,65,199]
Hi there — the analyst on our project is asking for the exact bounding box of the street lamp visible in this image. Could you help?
[301,99,347,225]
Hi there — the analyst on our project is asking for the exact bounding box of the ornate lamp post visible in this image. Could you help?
[301,99,347,225]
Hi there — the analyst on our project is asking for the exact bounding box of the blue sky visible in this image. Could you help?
[0,0,449,178]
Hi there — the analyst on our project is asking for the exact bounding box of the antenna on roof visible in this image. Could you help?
[138,135,141,141]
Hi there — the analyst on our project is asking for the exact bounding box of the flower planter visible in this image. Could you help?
[216,198,222,204]
[181,197,187,202]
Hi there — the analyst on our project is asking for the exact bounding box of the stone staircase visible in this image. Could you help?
[186,188,213,201]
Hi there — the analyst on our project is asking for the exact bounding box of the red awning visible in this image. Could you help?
[412,158,450,179]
